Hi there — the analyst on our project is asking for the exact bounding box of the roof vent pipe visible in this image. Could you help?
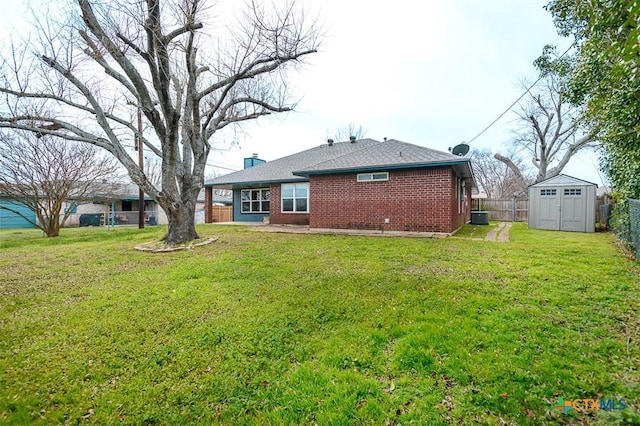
[349,136,356,143]
[327,138,334,146]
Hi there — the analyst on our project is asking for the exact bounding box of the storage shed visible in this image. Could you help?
[528,174,597,233]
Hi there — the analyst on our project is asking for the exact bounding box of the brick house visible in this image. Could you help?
[204,138,475,233]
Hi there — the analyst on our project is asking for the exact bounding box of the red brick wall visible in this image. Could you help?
[268,183,310,225]
[308,167,467,233]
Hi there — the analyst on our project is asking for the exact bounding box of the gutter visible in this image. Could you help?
[292,159,471,178]
[205,177,309,189]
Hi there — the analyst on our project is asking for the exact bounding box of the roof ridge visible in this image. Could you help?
[293,139,468,175]
[385,139,465,158]
[530,173,598,187]
[238,138,381,167]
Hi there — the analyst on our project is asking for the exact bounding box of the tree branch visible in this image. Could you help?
[197,49,317,100]
[206,97,290,139]
[78,0,164,138]
[163,23,204,43]
[494,153,529,192]
[0,119,111,150]
[546,132,596,178]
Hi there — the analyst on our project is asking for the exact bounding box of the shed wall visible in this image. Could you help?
[529,181,596,232]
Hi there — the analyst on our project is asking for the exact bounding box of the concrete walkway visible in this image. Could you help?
[484,222,512,242]
[208,222,512,241]
[208,222,450,239]
[255,224,450,239]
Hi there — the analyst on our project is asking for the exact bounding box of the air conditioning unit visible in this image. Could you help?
[471,211,489,225]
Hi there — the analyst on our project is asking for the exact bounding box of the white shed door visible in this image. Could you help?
[538,189,560,230]
[560,188,585,232]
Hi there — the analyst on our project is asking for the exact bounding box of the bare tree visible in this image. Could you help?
[144,155,163,188]
[0,0,320,245]
[331,122,367,141]
[0,132,119,237]
[495,73,597,183]
[471,148,531,197]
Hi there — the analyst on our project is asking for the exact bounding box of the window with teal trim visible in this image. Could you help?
[64,203,77,214]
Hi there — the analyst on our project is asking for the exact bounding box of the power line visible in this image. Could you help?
[466,44,575,144]
[206,161,239,172]
[467,80,540,144]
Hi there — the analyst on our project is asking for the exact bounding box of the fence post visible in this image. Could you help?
[629,199,640,260]
[512,197,516,222]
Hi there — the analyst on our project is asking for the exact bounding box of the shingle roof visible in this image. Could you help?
[295,139,468,175]
[205,138,379,187]
[205,138,474,188]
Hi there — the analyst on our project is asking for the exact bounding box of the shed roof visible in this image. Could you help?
[206,138,475,189]
[529,174,598,188]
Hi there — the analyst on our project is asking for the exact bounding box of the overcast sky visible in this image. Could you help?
[209,0,603,185]
[0,0,604,186]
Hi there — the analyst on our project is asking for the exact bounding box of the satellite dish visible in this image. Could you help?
[451,143,470,156]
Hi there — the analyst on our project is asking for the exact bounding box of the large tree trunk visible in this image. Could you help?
[163,202,199,246]
[44,219,61,237]
[0,0,320,246]
[36,204,61,237]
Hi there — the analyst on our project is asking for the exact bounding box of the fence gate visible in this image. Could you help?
[472,198,529,222]
[211,205,233,222]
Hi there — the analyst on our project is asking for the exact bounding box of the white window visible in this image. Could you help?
[357,172,389,182]
[540,189,557,196]
[281,183,309,213]
[241,188,270,213]
[564,188,582,196]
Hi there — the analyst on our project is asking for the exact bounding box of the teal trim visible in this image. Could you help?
[65,203,78,214]
[232,189,268,222]
[0,200,36,229]
[292,160,471,177]
[121,196,155,201]
[207,178,308,190]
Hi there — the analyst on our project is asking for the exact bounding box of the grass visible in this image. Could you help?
[452,222,499,239]
[0,224,638,425]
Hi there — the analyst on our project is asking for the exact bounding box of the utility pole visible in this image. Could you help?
[135,107,144,229]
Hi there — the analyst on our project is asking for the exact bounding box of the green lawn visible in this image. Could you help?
[451,222,499,239]
[0,224,638,425]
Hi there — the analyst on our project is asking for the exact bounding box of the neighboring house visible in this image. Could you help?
[66,185,231,227]
[204,138,476,233]
[64,184,159,227]
[2,184,232,229]
[0,196,36,229]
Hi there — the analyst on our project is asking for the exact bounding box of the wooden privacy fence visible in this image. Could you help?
[473,196,609,224]
[472,198,529,222]
[211,205,233,222]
